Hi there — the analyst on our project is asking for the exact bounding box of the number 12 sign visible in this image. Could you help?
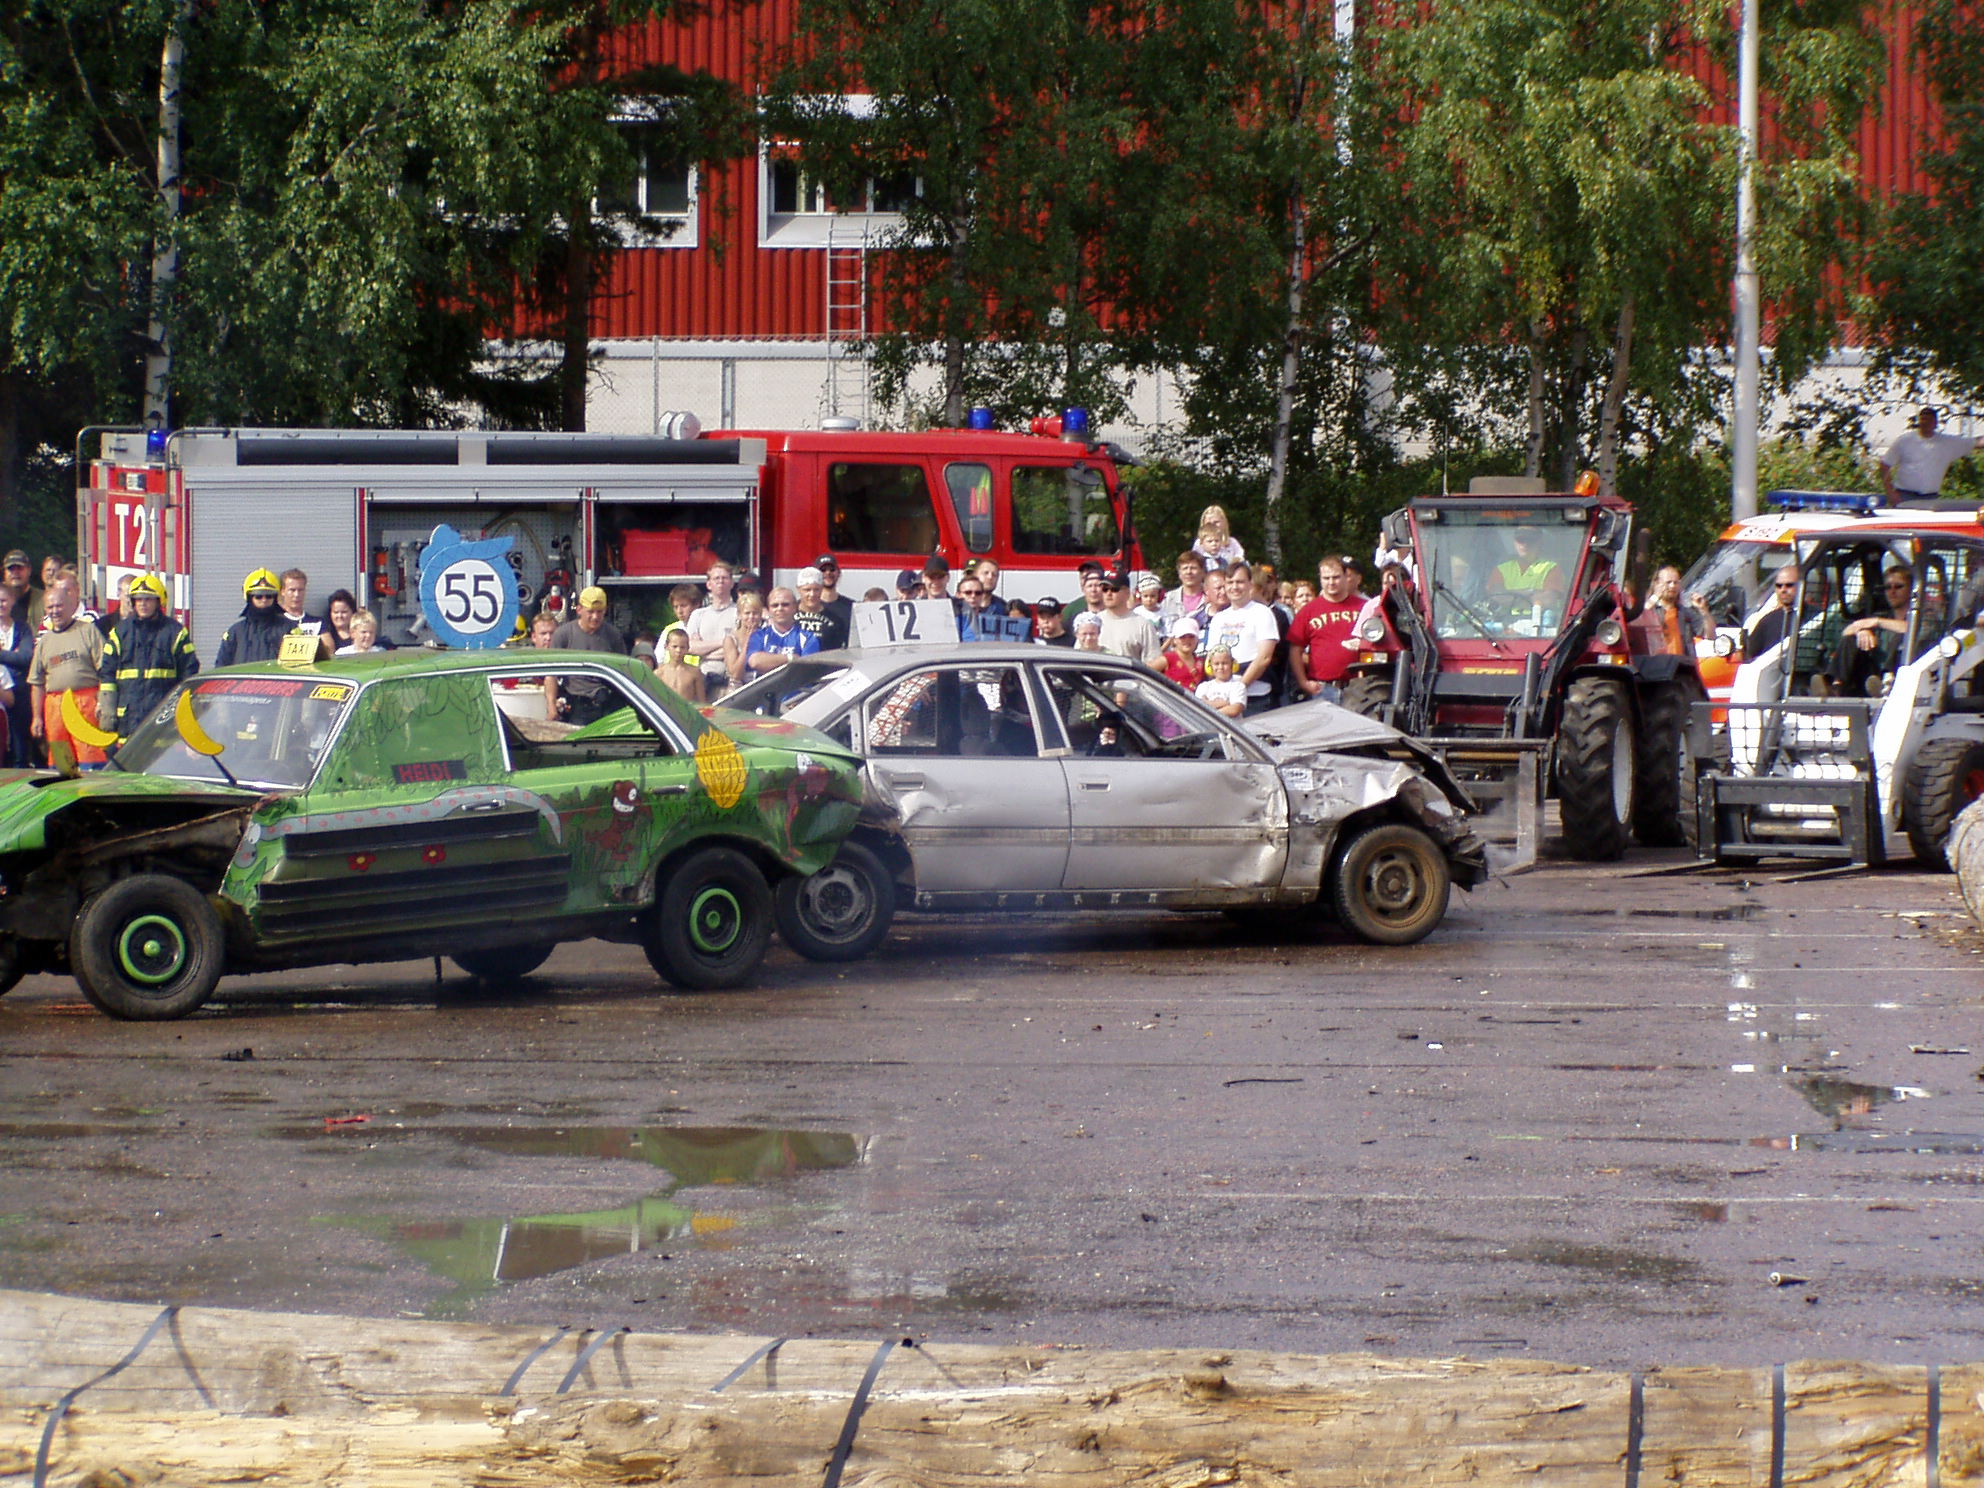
[419,524,520,649]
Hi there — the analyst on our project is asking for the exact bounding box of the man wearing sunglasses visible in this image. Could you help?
[1826,565,1915,696]
[1744,565,1801,659]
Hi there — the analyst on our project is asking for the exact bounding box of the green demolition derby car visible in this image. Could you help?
[0,649,863,1019]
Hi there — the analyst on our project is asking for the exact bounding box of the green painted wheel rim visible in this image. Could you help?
[117,914,188,986]
[687,885,743,955]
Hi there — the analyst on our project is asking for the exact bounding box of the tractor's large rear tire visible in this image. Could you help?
[1902,737,1984,871]
[1341,674,1392,722]
[1631,679,1697,847]
[1556,677,1636,861]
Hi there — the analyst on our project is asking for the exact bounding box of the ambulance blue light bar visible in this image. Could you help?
[1766,490,1883,515]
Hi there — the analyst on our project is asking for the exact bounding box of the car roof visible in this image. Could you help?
[206,646,652,683]
[794,643,1142,677]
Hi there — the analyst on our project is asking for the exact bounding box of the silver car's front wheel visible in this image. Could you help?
[1331,823,1452,945]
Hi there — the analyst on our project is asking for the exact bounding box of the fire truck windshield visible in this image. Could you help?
[1011,465,1120,556]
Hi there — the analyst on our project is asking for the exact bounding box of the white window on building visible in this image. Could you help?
[601,102,699,247]
[759,95,923,249]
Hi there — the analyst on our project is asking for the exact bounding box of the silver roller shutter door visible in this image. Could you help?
[186,480,359,667]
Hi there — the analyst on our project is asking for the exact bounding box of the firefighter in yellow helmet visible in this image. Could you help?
[98,573,199,739]
[214,568,299,668]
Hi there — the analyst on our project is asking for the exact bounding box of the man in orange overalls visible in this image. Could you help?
[28,573,107,768]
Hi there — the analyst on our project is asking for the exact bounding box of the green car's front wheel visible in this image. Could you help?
[643,847,773,990]
[72,874,226,1020]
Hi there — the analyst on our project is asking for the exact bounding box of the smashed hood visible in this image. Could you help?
[1243,699,1411,755]
[1245,699,1477,815]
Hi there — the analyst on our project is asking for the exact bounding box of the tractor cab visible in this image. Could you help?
[1346,480,1695,862]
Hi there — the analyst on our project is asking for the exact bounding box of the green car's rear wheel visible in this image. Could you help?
[451,944,555,985]
[0,933,24,997]
[72,874,225,1021]
[643,846,773,990]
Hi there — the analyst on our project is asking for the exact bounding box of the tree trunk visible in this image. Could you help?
[1554,322,1589,490]
[1596,294,1636,498]
[1263,182,1306,568]
[1524,321,1548,480]
[2,1289,1972,1488]
[943,229,968,427]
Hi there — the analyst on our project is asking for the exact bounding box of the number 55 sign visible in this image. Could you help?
[419,524,520,649]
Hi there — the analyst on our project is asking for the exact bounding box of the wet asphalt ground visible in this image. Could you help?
[3,849,1982,1370]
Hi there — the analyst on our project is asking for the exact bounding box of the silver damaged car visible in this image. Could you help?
[724,645,1489,959]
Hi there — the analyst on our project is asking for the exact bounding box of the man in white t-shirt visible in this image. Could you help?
[1094,570,1161,665]
[685,560,738,689]
[1883,407,1984,503]
[1199,561,1281,712]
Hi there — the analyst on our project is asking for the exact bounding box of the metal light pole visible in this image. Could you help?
[1731,0,1761,520]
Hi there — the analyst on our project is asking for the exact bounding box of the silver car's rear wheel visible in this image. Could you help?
[774,841,895,962]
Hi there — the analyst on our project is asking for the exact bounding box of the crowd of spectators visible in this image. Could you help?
[0,522,1566,765]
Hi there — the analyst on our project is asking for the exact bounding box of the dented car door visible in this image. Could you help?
[1042,665,1290,892]
[858,663,1071,892]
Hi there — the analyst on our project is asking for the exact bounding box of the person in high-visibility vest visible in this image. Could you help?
[1486,527,1569,617]
[98,573,199,738]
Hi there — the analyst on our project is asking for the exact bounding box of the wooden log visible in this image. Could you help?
[1950,796,1984,927]
[0,1289,1972,1487]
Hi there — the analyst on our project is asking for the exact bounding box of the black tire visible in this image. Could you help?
[1341,674,1392,722]
[1330,822,1452,945]
[1631,679,1693,847]
[71,874,226,1021]
[642,846,773,990]
[773,840,896,963]
[1902,737,1984,870]
[0,933,23,997]
[1555,676,1635,861]
[450,943,554,985]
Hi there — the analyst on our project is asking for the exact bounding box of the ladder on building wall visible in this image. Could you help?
[824,221,870,424]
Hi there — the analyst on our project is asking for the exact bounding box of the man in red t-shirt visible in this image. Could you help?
[1288,557,1363,702]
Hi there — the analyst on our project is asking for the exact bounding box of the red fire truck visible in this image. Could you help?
[77,416,1141,653]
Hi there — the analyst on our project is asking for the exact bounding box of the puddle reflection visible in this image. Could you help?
[1794,1077,1931,1124]
[323,1125,866,1315]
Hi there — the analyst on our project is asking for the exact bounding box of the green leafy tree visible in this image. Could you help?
[0,0,751,533]
[1383,0,1877,496]
[1866,0,1984,401]
[1122,0,1391,566]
